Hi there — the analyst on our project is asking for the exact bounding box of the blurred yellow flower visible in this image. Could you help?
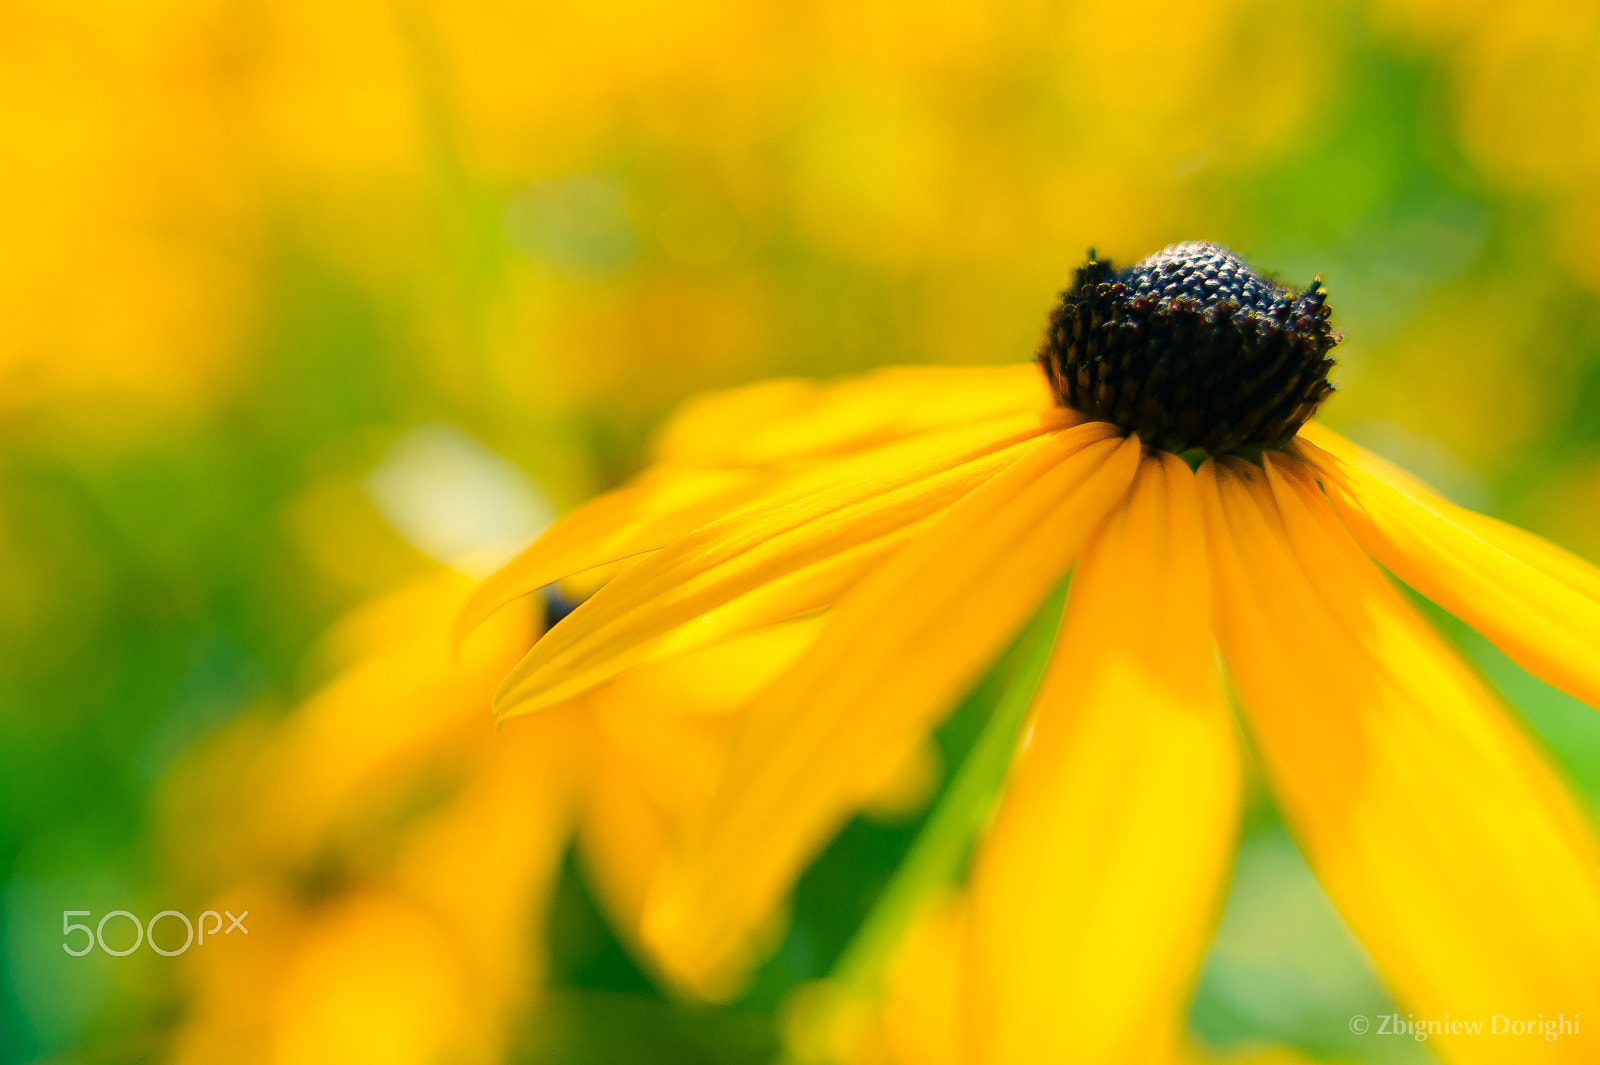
[0,0,251,413]
[472,245,1600,1063]
[162,569,820,1065]
[0,0,1337,426]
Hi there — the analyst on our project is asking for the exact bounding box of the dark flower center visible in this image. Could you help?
[1036,241,1340,455]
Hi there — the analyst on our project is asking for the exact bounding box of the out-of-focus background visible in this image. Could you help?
[4,1,1600,1062]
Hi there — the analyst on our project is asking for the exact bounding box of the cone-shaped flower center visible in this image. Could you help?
[1037,241,1340,455]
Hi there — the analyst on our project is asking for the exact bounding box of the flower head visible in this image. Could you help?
[472,244,1600,1062]
[1038,242,1339,454]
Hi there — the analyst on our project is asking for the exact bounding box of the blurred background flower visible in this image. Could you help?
[3,0,1600,1062]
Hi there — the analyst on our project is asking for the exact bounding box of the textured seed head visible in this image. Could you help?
[1036,241,1340,455]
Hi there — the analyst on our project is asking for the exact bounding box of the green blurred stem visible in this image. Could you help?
[826,584,1066,996]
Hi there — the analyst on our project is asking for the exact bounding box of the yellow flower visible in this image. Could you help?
[473,243,1600,1063]
[162,569,819,1065]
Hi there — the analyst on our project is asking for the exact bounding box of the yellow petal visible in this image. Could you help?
[578,618,826,956]
[969,452,1240,1065]
[394,707,583,1015]
[651,377,828,465]
[271,895,471,1065]
[1200,452,1600,1061]
[642,425,1141,997]
[576,738,674,960]
[1295,422,1600,709]
[879,892,969,1065]
[461,403,1066,643]
[494,412,1067,718]
[249,573,536,867]
[653,363,1055,467]
[455,466,770,642]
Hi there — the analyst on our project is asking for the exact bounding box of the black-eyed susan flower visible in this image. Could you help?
[468,242,1600,1064]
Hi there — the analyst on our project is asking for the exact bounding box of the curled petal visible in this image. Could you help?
[456,467,769,643]
[462,365,1057,641]
[494,413,1068,719]
[1296,423,1600,710]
